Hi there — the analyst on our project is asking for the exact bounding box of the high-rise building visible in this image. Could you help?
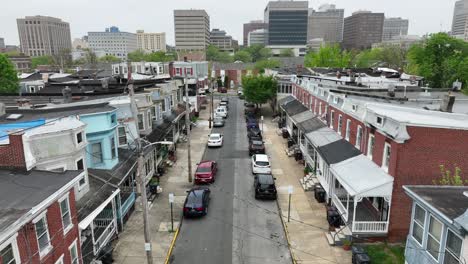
[264,1,309,46]
[452,0,468,37]
[382,17,409,41]
[248,29,268,46]
[174,9,210,51]
[243,20,267,46]
[210,29,238,53]
[0,38,5,49]
[343,11,385,50]
[136,30,166,52]
[16,16,72,57]
[88,26,138,60]
[307,4,344,44]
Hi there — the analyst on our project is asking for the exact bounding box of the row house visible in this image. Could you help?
[285,75,468,242]
[112,62,170,80]
[0,169,85,264]
[403,186,468,264]
[211,62,258,87]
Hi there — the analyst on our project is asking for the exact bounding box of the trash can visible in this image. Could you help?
[352,246,366,264]
[315,188,326,203]
[355,253,370,264]
[287,139,294,148]
[98,244,114,264]
[282,129,289,138]
[327,210,341,227]
[294,151,303,161]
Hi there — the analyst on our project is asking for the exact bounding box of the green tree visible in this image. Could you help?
[254,59,281,73]
[259,47,272,60]
[146,51,175,62]
[304,44,351,68]
[406,33,468,88]
[31,55,54,68]
[0,54,19,93]
[206,45,221,61]
[242,75,278,107]
[433,165,468,186]
[224,75,229,87]
[99,55,121,63]
[243,45,272,62]
[351,48,382,68]
[128,50,147,62]
[234,50,252,62]
[279,48,294,57]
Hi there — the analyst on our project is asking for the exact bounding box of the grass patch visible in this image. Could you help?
[365,243,405,264]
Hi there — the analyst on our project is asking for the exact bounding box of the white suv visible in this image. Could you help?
[215,107,228,118]
[251,154,271,174]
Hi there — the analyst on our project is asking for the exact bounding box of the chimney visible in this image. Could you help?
[62,86,72,103]
[16,98,31,109]
[42,73,49,83]
[440,93,456,113]
[101,78,109,90]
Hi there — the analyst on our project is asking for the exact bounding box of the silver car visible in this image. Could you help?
[213,117,225,127]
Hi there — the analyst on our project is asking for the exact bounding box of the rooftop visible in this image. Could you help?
[0,169,83,236]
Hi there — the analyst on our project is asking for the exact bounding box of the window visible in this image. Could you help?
[158,105,163,119]
[412,204,425,244]
[147,111,152,129]
[330,110,334,128]
[337,115,343,134]
[79,176,86,187]
[170,95,174,107]
[444,230,462,264]
[367,134,375,159]
[319,102,322,116]
[69,240,78,264]
[34,215,51,254]
[150,107,156,120]
[91,142,103,164]
[345,120,351,140]
[161,99,166,112]
[110,114,116,125]
[333,96,339,104]
[111,137,116,159]
[356,126,363,149]
[76,159,84,170]
[137,114,144,130]
[376,116,384,126]
[382,143,391,172]
[76,132,83,144]
[118,126,127,146]
[60,196,72,232]
[55,256,64,264]
[427,216,442,261]
[1,244,17,264]
[352,104,358,112]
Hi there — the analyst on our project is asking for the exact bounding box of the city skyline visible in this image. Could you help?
[0,0,459,47]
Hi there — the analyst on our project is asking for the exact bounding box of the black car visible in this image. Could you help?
[254,174,277,200]
[183,187,211,217]
[249,140,265,155]
[247,128,262,140]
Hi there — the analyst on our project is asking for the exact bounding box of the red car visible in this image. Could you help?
[195,160,218,184]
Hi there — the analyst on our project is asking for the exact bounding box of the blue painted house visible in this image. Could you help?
[80,105,119,170]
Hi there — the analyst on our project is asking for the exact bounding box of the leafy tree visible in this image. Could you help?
[279,48,294,57]
[217,78,223,88]
[234,50,252,62]
[242,75,278,107]
[351,48,382,68]
[304,44,351,68]
[254,59,281,73]
[99,55,121,63]
[406,33,468,88]
[128,50,147,62]
[0,54,19,93]
[224,75,229,87]
[259,47,272,60]
[206,45,221,61]
[31,55,54,68]
[146,51,175,62]
[433,164,467,186]
[217,52,234,63]
[243,45,272,62]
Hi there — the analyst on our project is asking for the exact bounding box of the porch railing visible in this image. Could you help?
[352,221,389,233]
[94,220,116,254]
[121,192,136,217]
[332,194,348,221]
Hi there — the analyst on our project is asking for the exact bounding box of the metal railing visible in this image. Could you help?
[332,194,348,221]
[352,221,389,233]
[93,220,116,254]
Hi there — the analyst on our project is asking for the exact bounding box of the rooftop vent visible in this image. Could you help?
[6,114,23,120]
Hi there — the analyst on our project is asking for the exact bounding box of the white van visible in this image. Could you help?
[215,107,228,118]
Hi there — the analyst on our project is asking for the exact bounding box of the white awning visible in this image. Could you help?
[330,155,394,198]
[78,189,120,230]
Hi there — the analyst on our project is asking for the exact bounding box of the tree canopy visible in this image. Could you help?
[242,75,278,106]
[0,54,19,94]
[127,50,176,62]
[31,56,54,68]
[98,55,121,63]
[254,59,281,73]
[305,44,352,68]
[206,45,233,63]
[234,50,252,62]
[279,48,294,57]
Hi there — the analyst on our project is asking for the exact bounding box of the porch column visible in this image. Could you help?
[91,222,96,255]
[117,194,124,231]
[352,198,358,232]
[112,197,118,234]
[346,193,350,220]
[384,196,392,233]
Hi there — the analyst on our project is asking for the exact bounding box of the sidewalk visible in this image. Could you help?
[261,106,352,264]
[113,104,213,264]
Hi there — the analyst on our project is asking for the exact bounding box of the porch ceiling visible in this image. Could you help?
[330,155,394,198]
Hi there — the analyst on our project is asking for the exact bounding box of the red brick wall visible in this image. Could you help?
[0,133,26,169]
[16,190,82,264]
[226,70,238,86]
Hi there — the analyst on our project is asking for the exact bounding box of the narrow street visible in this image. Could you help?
[171,97,292,264]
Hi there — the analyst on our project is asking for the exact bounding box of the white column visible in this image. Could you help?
[346,193,350,221]
[352,198,358,232]
[385,196,392,233]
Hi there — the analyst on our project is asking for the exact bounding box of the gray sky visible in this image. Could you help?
[0,0,458,46]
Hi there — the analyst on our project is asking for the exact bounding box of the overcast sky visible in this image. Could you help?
[0,0,458,46]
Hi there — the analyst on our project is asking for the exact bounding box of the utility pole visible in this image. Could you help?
[137,145,153,264]
[184,76,193,183]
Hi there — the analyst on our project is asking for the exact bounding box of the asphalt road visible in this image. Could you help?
[171,97,292,264]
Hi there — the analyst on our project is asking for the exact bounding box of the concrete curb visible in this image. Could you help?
[164,226,180,264]
[276,195,297,264]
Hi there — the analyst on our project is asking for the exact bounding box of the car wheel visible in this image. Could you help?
[254,193,259,199]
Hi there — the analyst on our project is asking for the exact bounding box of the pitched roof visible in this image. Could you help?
[281,99,308,116]
[317,139,361,164]
[297,117,326,133]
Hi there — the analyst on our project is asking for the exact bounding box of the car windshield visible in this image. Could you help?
[210,135,220,140]
[196,166,212,173]
[258,174,274,184]
[256,161,269,166]
[214,118,223,122]
[186,191,203,206]
[252,141,263,145]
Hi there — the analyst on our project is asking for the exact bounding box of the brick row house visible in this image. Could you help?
[281,74,468,242]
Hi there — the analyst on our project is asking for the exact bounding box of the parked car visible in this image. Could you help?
[251,154,271,174]
[221,97,229,104]
[207,133,224,147]
[215,107,228,118]
[220,101,228,109]
[249,140,265,155]
[238,89,243,96]
[254,174,277,200]
[249,136,263,144]
[245,104,257,115]
[218,87,227,93]
[183,187,211,217]
[246,120,259,129]
[247,128,262,140]
[213,117,225,127]
[195,160,218,184]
